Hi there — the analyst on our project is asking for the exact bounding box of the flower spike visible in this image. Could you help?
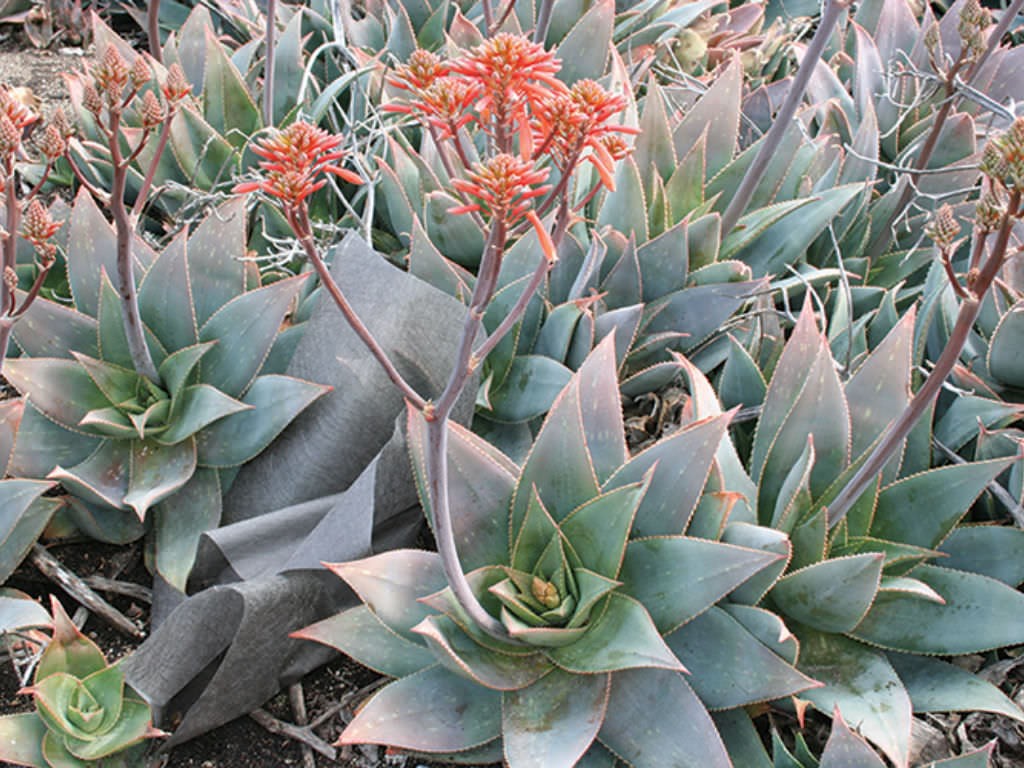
[234,121,362,211]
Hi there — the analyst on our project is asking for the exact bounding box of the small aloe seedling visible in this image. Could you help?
[295,338,819,767]
[0,597,163,767]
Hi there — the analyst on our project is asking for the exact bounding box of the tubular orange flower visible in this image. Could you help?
[447,33,566,130]
[383,77,481,139]
[234,121,362,211]
[387,49,449,93]
[450,153,556,262]
[0,86,38,132]
[532,79,636,191]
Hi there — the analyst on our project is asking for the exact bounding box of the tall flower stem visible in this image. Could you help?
[427,218,535,644]
[148,0,162,63]
[720,0,851,236]
[264,0,278,127]
[108,111,160,384]
[291,209,426,410]
[863,0,1023,263]
[827,188,1022,527]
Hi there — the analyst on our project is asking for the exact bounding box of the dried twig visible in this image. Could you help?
[249,708,337,761]
[81,575,152,604]
[289,682,316,768]
[28,545,144,639]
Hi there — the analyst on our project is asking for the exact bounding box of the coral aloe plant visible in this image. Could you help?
[0,192,329,590]
[295,337,819,767]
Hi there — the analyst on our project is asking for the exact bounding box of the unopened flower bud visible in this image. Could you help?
[925,204,961,249]
[21,198,61,252]
[983,118,1024,187]
[162,63,191,104]
[959,0,987,35]
[52,108,72,138]
[98,45,129,94]
[531,577,560,610]
[36,123,66,161]
[3,265,17,294]
[130,55,152,89]
[140,90,164,128]
[83,83,103,116]
[0,115,20,155]
[975,187,1007,231]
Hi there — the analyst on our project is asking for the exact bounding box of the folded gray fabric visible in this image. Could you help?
[123,232,473,746]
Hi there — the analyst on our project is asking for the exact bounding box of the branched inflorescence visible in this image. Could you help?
[236,34,636,649]
[0,86,71,371]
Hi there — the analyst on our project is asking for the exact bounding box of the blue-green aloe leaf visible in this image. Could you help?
[547,593,683,675]
[12,296,98,360]
[869,459,1017,550]
[599,667,731,768]
[338,666,501,753]
[198,275,309,399]
[0,712,48,768]
[852,565,1024,654]
[407,408,518,571]
[157,342,216,400]
[486,356,573,423]
[604,413,730,537]
[124,438,197,521]
[620,536,782,633]
[157,385,250,445]
[414,615,552,691]
[4,358,111,433]
[797,628,911,768]
[49,441,130,510]
[138,230,198,354]
[503,668,610,768]
[818,709,887,768]
[666,606,820,709]
[560,483,645,580]
[292,605,436,679]
[0,480,61,582]
[186,197,247,328]
[771,554,884,634]
[888,652,1024,723]
[150,467,220,591]
[555,0,613,85]
[326,550,447,640]
[194,375,330,467]
[937,526,1024,586]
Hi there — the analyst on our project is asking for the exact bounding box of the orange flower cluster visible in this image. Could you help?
[532,79,639,189]
[451,154,556,262]
[234,121,363,211]
[384,35,635,238]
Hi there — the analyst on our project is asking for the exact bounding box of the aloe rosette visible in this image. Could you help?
[0,190,328,589]
[691,301,1024,767]
[295,336,819,767]
[0,598,162,767]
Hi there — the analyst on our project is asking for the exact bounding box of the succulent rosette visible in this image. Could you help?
[0,598,162,767]
[296,336,819,767]
[0,191,329,590]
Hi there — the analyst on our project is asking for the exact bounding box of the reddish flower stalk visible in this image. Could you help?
[828,119,1024,527]
[234,121,424,409]
[241,36,635,645]
[0,86,66,373]
[64,48,191,384]
[450,153,556,263]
